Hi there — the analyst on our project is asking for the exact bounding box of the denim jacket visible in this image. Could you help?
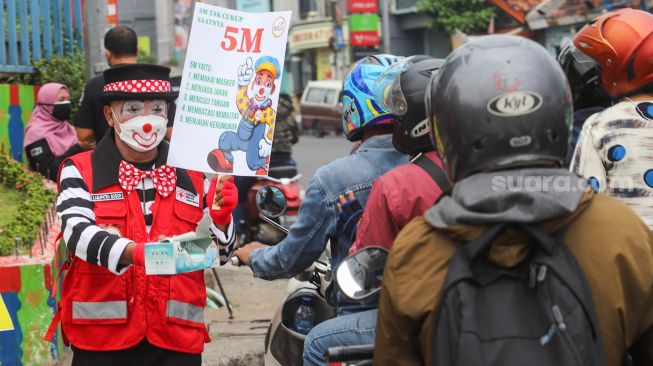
[249,135,408,284]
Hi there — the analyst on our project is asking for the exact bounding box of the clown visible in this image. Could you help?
[45,64,238,365]
[207,56,280,175]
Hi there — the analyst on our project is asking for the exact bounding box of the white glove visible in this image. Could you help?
[258,137,272,158]
[237,57,254,87]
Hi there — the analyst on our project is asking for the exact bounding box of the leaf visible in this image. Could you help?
[8,50,87,123]
[0,154,56,256]
[417,0,495,34]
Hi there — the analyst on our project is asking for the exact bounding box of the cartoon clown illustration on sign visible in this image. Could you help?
[207,56,280,175]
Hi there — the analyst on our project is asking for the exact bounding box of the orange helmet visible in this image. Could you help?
[569,8,653,97]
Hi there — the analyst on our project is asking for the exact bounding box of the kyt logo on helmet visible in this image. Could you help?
[487,91,543,117]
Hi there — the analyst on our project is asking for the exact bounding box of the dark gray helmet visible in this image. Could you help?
[427,35,572,182]
[374,55,445,154]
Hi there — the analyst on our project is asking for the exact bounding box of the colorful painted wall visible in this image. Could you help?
[0,238,66,366]
[0,84,39,164]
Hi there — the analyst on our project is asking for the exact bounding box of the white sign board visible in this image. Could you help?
[168,3,291,176]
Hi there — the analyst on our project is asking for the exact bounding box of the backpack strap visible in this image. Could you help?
[412,154,451,192]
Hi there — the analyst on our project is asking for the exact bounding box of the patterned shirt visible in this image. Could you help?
[570,100,653,228]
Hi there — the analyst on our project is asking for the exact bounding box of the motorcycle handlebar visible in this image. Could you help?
[324,345,374,362]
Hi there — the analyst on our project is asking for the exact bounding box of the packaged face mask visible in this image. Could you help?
[143,215,220,275]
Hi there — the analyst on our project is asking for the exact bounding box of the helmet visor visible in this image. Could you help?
[558,42,600,101]
[569,43,598,76]
[373,59,411,116]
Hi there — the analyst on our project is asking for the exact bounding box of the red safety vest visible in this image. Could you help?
[47,151,210,353]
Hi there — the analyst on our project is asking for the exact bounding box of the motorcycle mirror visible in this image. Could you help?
[336,246,389,301]
[256,186,288,218]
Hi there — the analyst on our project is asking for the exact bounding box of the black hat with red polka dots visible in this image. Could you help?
[97,63,179,105]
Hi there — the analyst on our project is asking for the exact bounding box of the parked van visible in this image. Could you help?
[299,80,343,137]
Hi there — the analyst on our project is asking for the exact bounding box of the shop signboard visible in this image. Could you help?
[288,22,333,52]
[349,13,379,47]
[347,0,378,13]
[236,0,270,12]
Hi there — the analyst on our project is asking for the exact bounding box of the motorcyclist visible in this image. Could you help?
[348,55,448,253]
[569,9,653,229]
[233,54,409,366]
[302,56,448,364]
[375,34,653,366]
[557,42,611,167]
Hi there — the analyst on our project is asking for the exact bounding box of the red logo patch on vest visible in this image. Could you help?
[175,187,200,207]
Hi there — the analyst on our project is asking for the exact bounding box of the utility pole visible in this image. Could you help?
[381,0,391,53]
[155,1,175,65]
[83,1,110,79]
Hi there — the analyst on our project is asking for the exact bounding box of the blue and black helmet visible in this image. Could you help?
[341,54,403,141]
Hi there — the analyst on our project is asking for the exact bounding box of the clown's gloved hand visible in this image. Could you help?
[132,242,145,266]
[259,137,272,158]
[207,176,238,225]
[238,57,254,86]
[337,191,363,243]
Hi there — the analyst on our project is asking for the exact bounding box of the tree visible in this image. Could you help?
[417,0,495,34]
[8,50,87,123]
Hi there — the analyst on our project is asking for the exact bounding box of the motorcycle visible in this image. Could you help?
[239,168,303,245]
[263,260,334,366]
[237,185,335,366]
[323,246,390,366]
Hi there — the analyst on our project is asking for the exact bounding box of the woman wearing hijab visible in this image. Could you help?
[24,83,83,180]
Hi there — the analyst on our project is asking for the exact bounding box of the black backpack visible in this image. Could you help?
[433,223,606,366]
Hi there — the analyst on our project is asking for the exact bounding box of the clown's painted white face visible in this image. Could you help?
[110,100,168,152]
[252,70,274,106]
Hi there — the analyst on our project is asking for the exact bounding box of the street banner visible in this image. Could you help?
[168,3,291,176]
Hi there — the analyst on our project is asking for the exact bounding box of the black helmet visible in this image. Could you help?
[374,55,445,154]
[427,35,572,182]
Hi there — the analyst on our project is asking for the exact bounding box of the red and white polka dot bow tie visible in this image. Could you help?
[118,160,177,198]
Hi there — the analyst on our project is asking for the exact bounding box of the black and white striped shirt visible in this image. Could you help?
[57,160,236,274]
